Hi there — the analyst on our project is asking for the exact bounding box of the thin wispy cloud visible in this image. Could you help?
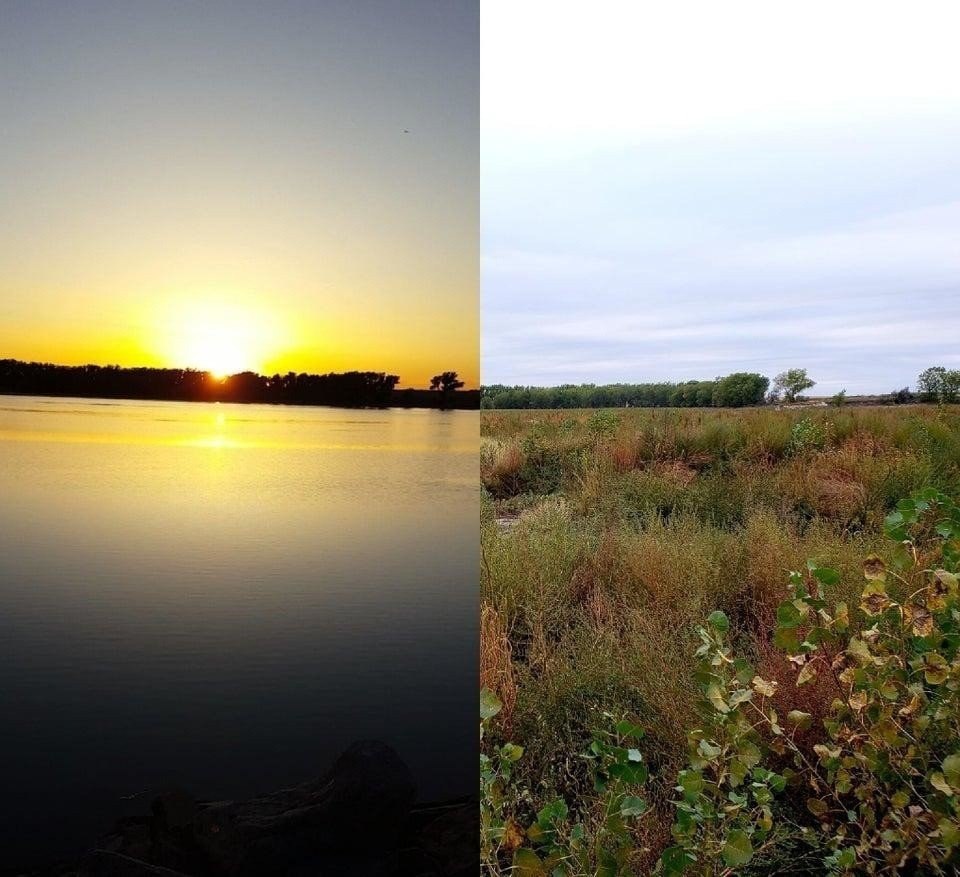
[482,1,960,393]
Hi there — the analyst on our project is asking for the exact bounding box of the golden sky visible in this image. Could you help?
[0,2,478,388]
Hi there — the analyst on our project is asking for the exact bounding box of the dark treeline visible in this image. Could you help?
[393,387,479,410]
[481,372,770,409]
[0,359,479,409]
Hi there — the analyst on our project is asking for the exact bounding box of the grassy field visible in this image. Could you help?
[480,405,960,875]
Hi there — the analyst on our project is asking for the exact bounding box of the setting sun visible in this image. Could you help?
[161,298,290,378]
[181,325,254,379]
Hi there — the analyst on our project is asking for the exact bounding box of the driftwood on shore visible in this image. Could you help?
[42,741,474,877]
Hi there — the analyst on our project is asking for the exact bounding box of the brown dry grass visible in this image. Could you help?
[479,405,960,868]
[608,435,642,473]
[649,459,698,487]
[480,602,517,730]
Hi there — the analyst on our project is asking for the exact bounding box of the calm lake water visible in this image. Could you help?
[0,395,477,866]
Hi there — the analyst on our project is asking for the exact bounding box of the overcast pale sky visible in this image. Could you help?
[482,1,960,393]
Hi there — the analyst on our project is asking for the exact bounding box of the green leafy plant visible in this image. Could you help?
[588,409,620,439]
[481,693,650,876]
[771,488,960,873]
[661,610,788,875]
[788,417,829,455]
[568,715,650,876]
[481,688,527,874]
[512,715,651,876]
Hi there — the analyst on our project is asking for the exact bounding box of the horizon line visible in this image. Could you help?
[0,357,478,392]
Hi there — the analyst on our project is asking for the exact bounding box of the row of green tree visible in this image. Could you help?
[481,366,959,409]
[481,372,771,409]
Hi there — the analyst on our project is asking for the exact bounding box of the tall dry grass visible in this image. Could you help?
[480,603,517,730]
[480,404,960,863]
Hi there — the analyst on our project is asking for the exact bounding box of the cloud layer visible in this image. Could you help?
[483,2,960,393]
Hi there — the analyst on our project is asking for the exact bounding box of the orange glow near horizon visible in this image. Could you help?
[0,3,477,393]
[1,289,478,389]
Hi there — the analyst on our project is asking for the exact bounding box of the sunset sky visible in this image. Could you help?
[0,1,478,387]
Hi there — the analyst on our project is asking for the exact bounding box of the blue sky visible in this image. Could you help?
[482,1,960,393]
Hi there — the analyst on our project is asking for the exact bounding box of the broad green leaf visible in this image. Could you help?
[721,829,754,868]
[923,652,950,685]
[834,848,856,868]
[776,601,801,628]
[620,795,647,817]
[774,625,801,652]
[698,739,721,760]
[733,657,755,684]
[707,684,730,714]
[885,510,905,529]
[737,740,761,769]
[707,610,730,632]
[609,761,648,784]
[847,637,875,666]
[513,848,547,876]
[942,753,960,789]
[939,818,960,848]
[537,798,568,826]
[679,769,704,801]
[661,845,694,876]
[813,566,840,586]
[500,742,524,762]
[615,718,645,740]
[930,772,954,796]
[729,758,748,787]
[480,687,502,720]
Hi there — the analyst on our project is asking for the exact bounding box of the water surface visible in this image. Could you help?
[0,395,477,866]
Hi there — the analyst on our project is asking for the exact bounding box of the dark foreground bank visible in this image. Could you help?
[19,742,475,877]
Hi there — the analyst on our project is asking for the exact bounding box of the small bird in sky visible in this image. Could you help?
[402,129,410,134]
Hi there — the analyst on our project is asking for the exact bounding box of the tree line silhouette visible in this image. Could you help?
[481,373,770,409]
[482,366,954,410]
[0,360,478,409]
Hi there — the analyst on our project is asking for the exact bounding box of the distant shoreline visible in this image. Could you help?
[0,388,480,411]
[0,360,480,410]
